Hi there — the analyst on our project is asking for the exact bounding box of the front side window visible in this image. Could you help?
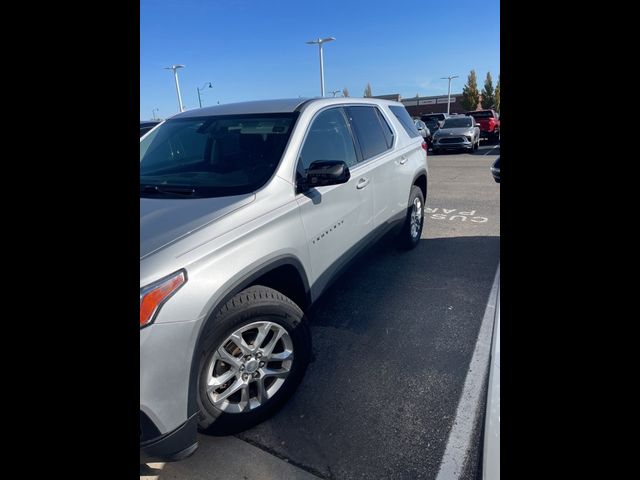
[297,108,358,177]
[140,113,297,198]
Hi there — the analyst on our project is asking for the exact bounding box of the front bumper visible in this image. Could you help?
[140,412,199,463]
[140,318,202,457]
[434,138,473,150]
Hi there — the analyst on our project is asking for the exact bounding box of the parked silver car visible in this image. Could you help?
[413,119,431,140]
[432,115,480,153]
[140,97,428,461]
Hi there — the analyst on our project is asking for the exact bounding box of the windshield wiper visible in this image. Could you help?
[140,185,196,196]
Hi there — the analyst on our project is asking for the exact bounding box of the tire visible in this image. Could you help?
[398,185,425,250]
[196,286,311,435]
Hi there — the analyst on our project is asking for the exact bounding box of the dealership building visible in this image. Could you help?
[373,93,466,116]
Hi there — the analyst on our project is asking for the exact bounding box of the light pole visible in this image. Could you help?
[164,64,185,112]
[440,75,459,115]
[197,82,213,108]
[305,37,335,97]
[152,108,159,120]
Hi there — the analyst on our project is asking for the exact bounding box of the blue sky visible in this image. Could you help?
[141,0,500,120]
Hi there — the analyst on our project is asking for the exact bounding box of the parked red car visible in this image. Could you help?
[465,110,500,143]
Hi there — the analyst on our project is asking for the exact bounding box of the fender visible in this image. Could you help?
[412,168,428,200]
[186,255,311,417]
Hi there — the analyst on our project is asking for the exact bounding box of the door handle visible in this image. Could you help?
[356,177,370,189]
[399,155,408,165]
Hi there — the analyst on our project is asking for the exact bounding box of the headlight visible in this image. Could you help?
[140,270,187,328]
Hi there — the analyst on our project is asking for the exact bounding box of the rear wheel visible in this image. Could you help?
[398,186,425,250]
[196,286,311,435]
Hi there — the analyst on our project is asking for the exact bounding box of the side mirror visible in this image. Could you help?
[298,160,350,192]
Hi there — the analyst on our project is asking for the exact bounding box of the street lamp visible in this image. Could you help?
[164,64,185,112]
[329,90,341,97]
[305,37,335,97]
[152,108,159,120]
[197,82,213,108]
[440,75,459,115]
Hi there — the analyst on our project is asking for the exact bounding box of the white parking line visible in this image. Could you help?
[435,264,500,480]
[483,145,499,156]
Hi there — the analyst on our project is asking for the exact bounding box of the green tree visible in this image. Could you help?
[481,72,495,109]
[461,70,480,111]
[363,83,372,97]
[342,87,350,98]
[494,75,500,113]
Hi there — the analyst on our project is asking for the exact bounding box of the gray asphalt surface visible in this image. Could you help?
[142,144,500,480]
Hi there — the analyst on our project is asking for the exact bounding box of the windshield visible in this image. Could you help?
[140,113,297,198]
[442,117,472,128]
[467,111,492,118]
[421,114,444,122]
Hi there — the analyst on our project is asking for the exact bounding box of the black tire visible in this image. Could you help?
[196,286,311,435]
[398,185,425,250]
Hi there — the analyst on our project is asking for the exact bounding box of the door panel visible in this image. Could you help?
[295,107,374,288]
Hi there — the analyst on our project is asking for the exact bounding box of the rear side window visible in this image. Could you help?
[389,106,420,138]
[375,109,394,148]
[346,106,391,160]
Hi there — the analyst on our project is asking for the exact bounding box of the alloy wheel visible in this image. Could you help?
[204,321,294,413]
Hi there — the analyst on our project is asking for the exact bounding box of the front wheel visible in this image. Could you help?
[398,185,425,250]
[196,286,311,435]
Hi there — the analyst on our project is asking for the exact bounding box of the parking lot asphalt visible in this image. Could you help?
[141,143,500,480]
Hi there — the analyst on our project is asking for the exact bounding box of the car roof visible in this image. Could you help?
[140,120,161,126]
[170,97,405,119]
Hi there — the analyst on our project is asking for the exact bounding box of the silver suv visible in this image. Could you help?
[140,97,428,461]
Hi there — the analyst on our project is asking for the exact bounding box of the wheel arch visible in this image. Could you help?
[186,255,311,418]
[412,170,428,201]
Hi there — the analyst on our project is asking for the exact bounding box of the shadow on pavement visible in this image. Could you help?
[232,233,500,480]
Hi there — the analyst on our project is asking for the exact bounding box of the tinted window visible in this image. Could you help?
[376,109,394,148]
[298,108,358,177]
[389,105,420,139]
[140,114,296,198]
[346,106,392,159]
